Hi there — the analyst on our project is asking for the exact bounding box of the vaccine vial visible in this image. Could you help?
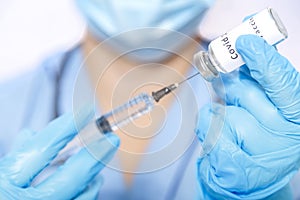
[193,8,288,81]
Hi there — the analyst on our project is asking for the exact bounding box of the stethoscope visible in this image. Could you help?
[52,44,82,119]
[52,44,199,199]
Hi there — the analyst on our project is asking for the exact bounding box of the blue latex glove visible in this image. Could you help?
[197,35,300,199]
[0,107,120,200]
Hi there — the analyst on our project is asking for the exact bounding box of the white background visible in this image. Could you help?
[198,0,300,71]
[0,0,299,81]
[0,0,85,81]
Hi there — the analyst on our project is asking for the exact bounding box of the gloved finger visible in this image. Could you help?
[196,103,225,156]
[225,106,299,154]
[236,34,300,124]
[11,129,37,151]
[197,105,300,198]
[212,70,300,134]
[197,104,253,195]
[75,176,103,200]
[196,103,287,156]
[242,13,256,22]
[198,137,300,199]
[36,133,119,200]
[4,105,94,187]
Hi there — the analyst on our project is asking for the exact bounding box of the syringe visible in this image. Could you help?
[52,93,155,165]
[152,72,200,102]
[52,72,200,165]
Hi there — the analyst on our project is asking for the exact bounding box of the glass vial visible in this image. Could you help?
[193,8,288,81]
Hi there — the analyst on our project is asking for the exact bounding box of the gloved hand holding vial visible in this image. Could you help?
[194,8,288,81]
[196,7,300,199]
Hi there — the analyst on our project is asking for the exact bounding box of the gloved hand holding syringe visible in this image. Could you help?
[51,74,199,166]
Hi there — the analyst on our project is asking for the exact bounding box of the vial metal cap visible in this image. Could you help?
[193,51,219,82]
[268,8,288,39]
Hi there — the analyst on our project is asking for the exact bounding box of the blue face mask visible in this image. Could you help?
[75,0,214,62]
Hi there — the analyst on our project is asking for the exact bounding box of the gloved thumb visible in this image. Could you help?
[236,35,300,124]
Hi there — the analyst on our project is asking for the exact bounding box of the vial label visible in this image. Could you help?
[209,8,287,73]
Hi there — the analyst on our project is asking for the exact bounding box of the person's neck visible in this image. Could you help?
[81,31,201,185]
[81,31,201,94]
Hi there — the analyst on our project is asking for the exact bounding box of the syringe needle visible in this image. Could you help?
[177,72,200,85]
[151,72,200,103]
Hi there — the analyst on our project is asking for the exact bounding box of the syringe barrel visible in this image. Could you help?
[51,120,105,165]
[102,93,154,131]
[52,93,154,165]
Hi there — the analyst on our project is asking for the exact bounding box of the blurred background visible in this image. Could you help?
[0,0,299,81]
[0,0,85,81]
[0,0,300,197]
